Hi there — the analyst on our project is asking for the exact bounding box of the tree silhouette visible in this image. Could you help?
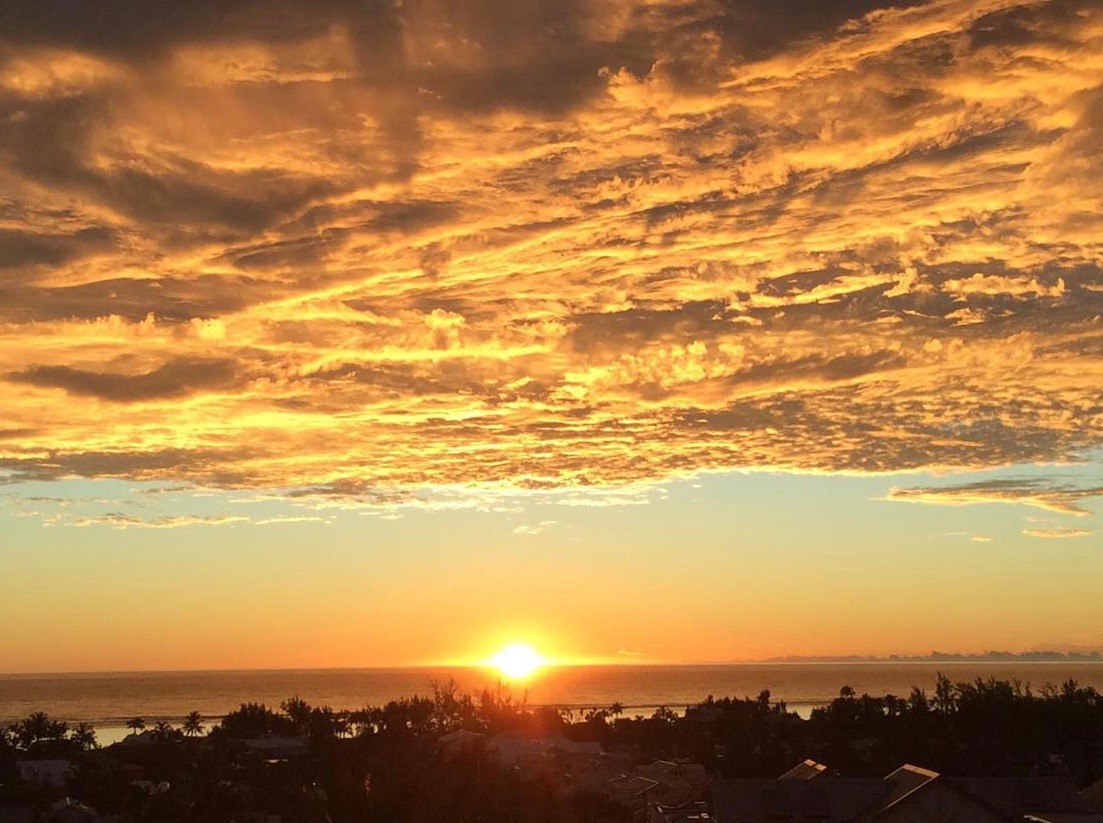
[281,695,312,734]
[152,720,177,740]
[182,711,205,737]
[651,706,678,724]
[70,722,97,750]
[5,677,1103,821]
[218,703,296,738]
[934,672,955,714]
[13,711,67,748]
[20,711,53,746]
[126,716,145,732]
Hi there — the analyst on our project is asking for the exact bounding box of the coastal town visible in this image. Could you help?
[4,676,1103,822]
[5,0,1103,820]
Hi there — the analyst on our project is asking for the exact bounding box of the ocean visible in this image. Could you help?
[3,662,1102,745]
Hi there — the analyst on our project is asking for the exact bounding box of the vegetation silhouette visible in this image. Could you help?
[2,674,1102,821]
[182,711,204,738]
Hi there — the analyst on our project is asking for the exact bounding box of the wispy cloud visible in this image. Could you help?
[72,514,248,530]
[1022,528,1093,540]
[947,531,994,543]
[886,481,1103,517]
[253,515,330,526]
[1,0,1102,508]
[512,520,557,535]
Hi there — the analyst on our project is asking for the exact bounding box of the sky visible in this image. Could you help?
[0,0,1101,673]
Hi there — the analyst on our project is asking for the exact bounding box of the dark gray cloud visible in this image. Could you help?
[0,0,937,120]
[0,0,652,116]
[886,479,1103,516]
[0,227,116,272]
[967,0,1097,49]
[0,275,275,323]
[9,357,241,402]
[712,0,932,59]
[0,447,260,485]
[0,0,377,60]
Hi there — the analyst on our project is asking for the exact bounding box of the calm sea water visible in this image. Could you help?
[3,663,1102,745]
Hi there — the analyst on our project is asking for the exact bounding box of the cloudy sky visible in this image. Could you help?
[1,0,1101,672]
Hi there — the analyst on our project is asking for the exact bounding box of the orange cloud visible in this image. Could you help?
[1,0,1102,512]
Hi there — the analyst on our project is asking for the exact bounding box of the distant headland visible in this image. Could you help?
[762,650,1103,663]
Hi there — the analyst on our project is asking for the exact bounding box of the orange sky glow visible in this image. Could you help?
[1,0,1102,673]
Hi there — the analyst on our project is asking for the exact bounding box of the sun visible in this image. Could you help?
[488,643,545,679]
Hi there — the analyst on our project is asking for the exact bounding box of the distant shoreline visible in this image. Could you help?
[2,654,1102,678]
[760,651,1103,664]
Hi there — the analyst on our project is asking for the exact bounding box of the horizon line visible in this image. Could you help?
[4,652,1102,678]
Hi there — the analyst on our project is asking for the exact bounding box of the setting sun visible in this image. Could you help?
[488,643,545,680]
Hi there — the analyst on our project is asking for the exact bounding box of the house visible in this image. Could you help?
[712,762,1100,823]
[634,760,712,808]
[1082,777,1103,813]
[547,738,603,757]
[487,734,547,769]
[439,729,485,756]
[487,733,602,769]
[779,760,832,780]
[639,760,711,786]
[547,738,605,775]
[608,765,712,816]
[17,760,74,788]
[869,764,941,816]
[940,777,1102,823]
[113,731,154,749]
[0,804,37,823]
[712,776,889,822]
[867,765,1009,822]
[240,736,308,760]
[649,799,712,823]
[607,775,664,816]
[118,764,146,784]
[46,798,98,823]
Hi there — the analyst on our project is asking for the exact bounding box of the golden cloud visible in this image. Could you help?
[1,0,1102,505]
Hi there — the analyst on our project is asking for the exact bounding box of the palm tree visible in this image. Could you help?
[16,712,58,748]
[182,711,205,737]
[126,717,145,732]
[70,723,97,750]
[152,720,177,741]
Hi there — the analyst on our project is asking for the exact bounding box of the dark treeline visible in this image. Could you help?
[695,675,1103,781]
[2,675,1103,822]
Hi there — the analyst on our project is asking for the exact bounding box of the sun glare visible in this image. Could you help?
[489,643,545,679]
